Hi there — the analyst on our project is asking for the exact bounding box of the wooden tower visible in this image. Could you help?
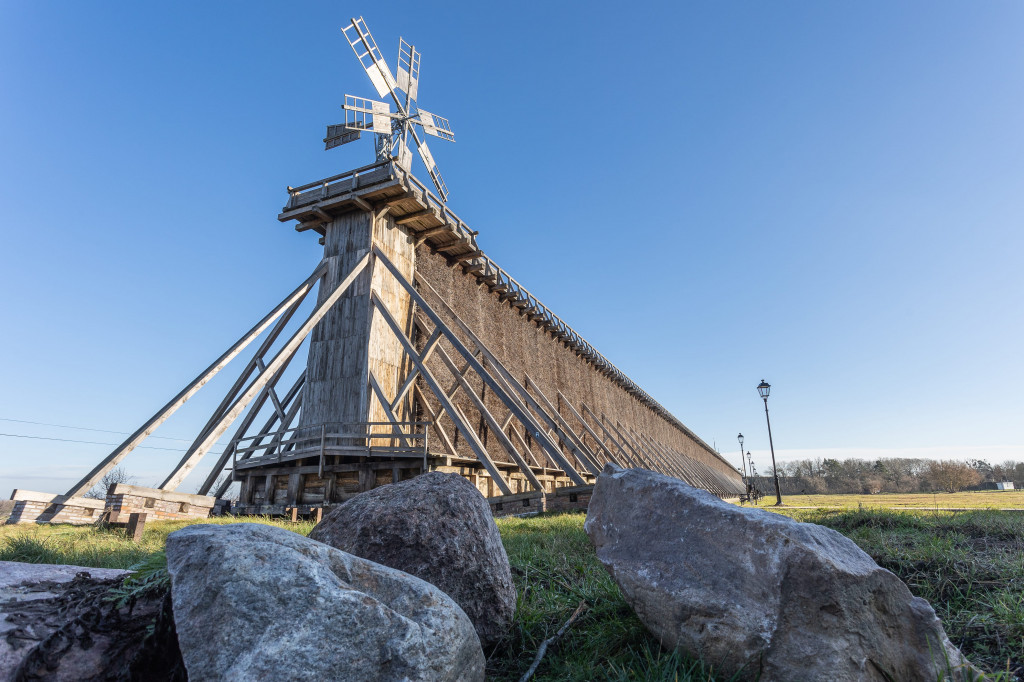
[6,19,744,525]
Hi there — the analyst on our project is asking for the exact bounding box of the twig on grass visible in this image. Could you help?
[519,600,588,682]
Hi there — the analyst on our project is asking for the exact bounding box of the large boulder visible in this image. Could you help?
[166,522,484,682]
[584,465,980,682]
[309,472,516,647]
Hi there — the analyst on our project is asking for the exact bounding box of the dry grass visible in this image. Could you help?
[749,490,1024,510]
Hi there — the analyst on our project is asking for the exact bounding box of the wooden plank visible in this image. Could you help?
[286,473,302,506]
[64,261,327,499]
[159,252,372,491]
[371,292,513,495]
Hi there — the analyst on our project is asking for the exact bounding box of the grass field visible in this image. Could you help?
[1,507,1020,680]
[749,490,1024,510]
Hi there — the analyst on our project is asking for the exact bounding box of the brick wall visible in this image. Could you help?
[106,484,215,521]
[6,490,105,525]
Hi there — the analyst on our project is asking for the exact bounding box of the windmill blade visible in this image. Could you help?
[324,125,361,150]
[411,129,449,201]
[342,17,403,110]
[343,95,395,134]
[415,109,455,142]
[397,38,421,102]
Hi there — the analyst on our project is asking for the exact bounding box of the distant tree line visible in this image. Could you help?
[746,457,1024,495]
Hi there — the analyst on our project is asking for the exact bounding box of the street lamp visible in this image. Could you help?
[757,380,782,506]
[737,433,747,479]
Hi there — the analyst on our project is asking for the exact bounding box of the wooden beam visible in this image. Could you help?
[523,375,602,476]
[351,196,373,213]
[413,384,457,457]
[435,239,470,253]
[202,369,306,497]
[158,252,371,491]
[377,248,585,485]
[64,261,327,499]
[390,327,442,413]
[368,371,415,449]
[396,208,436,225]
[415,225,453,241]
[557,391,619,467]
[449,250,484,263]
[370,291,513,495]
[435,346,543,491]
[580,403,639,468]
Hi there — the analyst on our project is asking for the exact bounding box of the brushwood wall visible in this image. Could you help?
[412,245,741,486]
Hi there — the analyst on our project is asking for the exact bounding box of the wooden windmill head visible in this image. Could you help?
[324,16,455,202]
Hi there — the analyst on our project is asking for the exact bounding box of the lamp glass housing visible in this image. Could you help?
[757,380,771,399]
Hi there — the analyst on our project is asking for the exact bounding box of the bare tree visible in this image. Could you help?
[83,466,134,499]
[926,460,981,493]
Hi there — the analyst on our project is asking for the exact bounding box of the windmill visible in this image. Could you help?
[324,17,455,202]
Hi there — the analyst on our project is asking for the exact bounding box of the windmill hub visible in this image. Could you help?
[323,17,455,202]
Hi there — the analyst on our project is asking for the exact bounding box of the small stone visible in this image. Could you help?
[309,472,516,647]
[584,464,981,682]
[166,522,484,682]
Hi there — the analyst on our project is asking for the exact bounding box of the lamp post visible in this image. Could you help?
[757,380,782,506]
[737,433,747,479]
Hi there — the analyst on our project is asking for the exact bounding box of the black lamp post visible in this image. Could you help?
[737,433,747,479]
[757,380,782,506]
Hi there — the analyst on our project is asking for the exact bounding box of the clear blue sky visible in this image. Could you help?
[1,2,1022,494]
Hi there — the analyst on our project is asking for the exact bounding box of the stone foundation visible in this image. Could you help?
[106,484,216,521]
[486,485,594,517]
[6,490,106,525]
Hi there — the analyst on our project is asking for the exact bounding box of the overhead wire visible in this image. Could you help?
[0,417,224,444]
[0,432,225,455]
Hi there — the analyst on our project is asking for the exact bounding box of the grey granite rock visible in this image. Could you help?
[309,472,516,647]
[584,464,981,682]
[166,522,484,682]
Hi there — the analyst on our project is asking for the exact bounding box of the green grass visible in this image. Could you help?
[489,513,732,681]
[776,508,1024,678]
[0,516,317,568]
[2,509,1020,679]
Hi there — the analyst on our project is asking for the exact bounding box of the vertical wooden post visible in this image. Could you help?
[318,424,326,478]
[126,513,147,543]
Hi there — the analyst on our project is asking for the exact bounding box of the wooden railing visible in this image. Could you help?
[232,421,429,476]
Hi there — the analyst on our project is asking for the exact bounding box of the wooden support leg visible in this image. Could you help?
[159,252,371,491]
[64,262,327,499]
